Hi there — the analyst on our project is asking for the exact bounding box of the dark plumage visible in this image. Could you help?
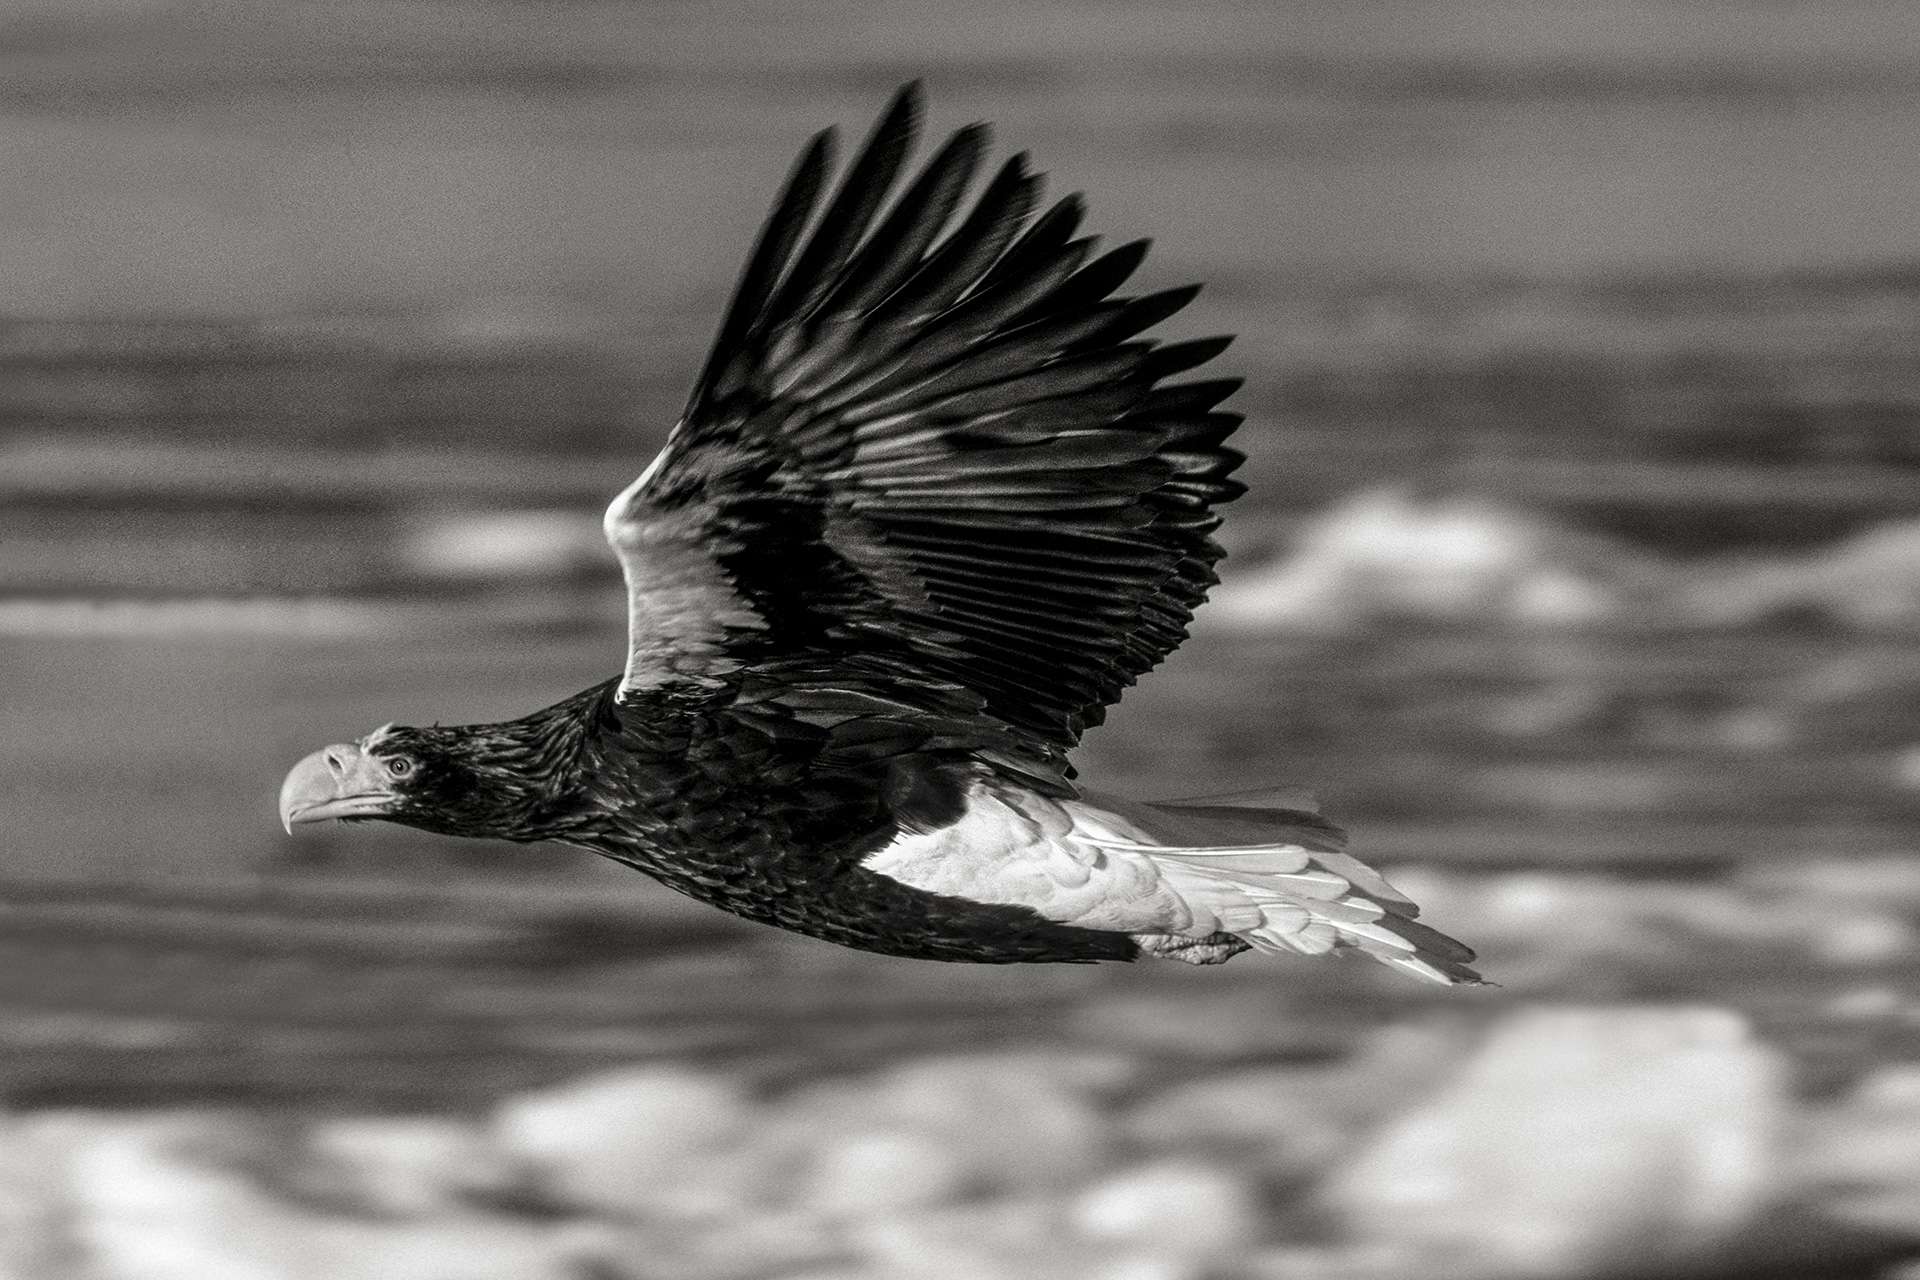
[279,84,1481,983]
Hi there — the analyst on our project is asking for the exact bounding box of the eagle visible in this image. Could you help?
[278,84,1480,985]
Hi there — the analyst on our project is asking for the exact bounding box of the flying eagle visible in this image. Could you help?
[278,84,1480,985]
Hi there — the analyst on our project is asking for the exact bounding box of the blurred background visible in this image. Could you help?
[3,1,1920,1277]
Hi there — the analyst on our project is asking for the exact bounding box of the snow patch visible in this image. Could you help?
[402,510,611,580]
[1206,488,1658,633]
[1206,487,1920,633]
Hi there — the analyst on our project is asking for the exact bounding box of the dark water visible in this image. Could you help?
[10,0,1920,315]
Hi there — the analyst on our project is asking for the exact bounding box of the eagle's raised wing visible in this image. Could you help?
[604,83,1244,783]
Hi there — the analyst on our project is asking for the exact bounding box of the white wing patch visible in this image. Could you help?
[602,435,767,698]
[863,780,1474,985]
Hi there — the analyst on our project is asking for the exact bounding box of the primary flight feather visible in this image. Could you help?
[278,83,1480,984]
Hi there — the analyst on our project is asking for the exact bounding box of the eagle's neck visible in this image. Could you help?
[434,680,622,843]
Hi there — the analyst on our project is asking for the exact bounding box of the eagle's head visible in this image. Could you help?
[278,717,591,842]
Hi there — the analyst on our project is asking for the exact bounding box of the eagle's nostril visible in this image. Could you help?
[324,746,352,778]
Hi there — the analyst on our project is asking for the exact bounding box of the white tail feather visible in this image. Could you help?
[1081,794,1482,986]
[864,780,1481,986]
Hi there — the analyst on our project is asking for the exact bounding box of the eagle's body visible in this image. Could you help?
[279,85,1481,985]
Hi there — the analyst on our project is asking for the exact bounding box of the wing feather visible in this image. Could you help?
[687,131,835,421]
[605,83,1245,784]
[761,84,922,337]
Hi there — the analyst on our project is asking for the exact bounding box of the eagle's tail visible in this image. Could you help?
[1085,787,1483,986]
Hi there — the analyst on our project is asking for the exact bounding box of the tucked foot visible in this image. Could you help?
[1131,932,1253,965]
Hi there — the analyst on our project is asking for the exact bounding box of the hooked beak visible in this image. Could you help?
[278,743,398,833]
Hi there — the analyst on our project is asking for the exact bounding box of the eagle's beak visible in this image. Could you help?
[278,744,398,833]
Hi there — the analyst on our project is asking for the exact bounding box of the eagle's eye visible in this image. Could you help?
[387,756,415,778]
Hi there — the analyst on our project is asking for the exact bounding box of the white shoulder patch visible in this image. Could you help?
[601,427,767,699]
[601,436,674,545]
